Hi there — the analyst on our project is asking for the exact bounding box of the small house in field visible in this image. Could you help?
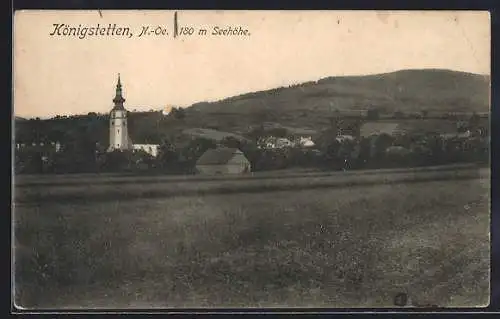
[440,130,472,140]
[257,136,294,149]
[195,147,251,175]
[132,144,160,157]
[296,136,316,148]
[360,122,404,138]
[336,135,356,143]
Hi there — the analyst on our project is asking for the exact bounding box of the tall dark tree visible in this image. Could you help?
[328,117,340,136]
[369,134,394,166]
[15,149,43,174]
[469,112,481,129]
[247,126,266,142]
[421,109,429,119]
[267,127,288,138]
[220,136,243,149]
[356,137,371,168]
[255,149,287,171]
[393,110,405,119]
[320,138,342,168]
[239,140,262,169]
[51,123,99,173]
[171,107,186,120]
[157,139,179,169]
[99,150,135,172]
[182,137,217,164]
[366,108,380,120]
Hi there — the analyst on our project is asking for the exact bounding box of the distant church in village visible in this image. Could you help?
[108,74,160,157]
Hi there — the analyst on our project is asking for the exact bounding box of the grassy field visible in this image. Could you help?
[13,166,490,309]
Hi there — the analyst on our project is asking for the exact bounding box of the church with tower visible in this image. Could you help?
[108,74,160,157]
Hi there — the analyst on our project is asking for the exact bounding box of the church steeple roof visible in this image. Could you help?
[112,73,126,110]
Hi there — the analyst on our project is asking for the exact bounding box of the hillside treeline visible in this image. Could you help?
[191,69,490,115]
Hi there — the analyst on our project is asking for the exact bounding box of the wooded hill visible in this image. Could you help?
[14,69,490,145]
[190,69,489,115]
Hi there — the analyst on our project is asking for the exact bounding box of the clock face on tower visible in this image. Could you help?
[112,110,126,118]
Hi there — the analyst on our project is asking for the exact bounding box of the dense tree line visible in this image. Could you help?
[14,110,489,175]
[316,133,488,171]
[15,124,489,174]
[14,130,489,175]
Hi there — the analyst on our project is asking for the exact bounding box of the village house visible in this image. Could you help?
[337,125,360,137]
[274,137,293,148]
[257,136,316,149]
[195,147,251,175]
[132,144,160,157]
[331,118,362,138]
[15,141,63,173]
[335,135,356,143]
[359,122,405,138]
[257,136,293,149]
[15,141,62,153]
[440,130,472,140]
[293,136,316,147]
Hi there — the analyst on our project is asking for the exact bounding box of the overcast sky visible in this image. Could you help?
[13,10,490,118]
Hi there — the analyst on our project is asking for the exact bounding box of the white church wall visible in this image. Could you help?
[133,144,160,157]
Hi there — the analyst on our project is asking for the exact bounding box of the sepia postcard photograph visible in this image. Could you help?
[12,10,491,310]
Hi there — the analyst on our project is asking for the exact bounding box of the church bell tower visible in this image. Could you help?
[108,74,131,151]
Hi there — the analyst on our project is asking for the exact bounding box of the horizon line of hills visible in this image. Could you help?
[15,68,490,121]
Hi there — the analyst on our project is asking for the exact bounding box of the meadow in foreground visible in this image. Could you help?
[14,170,490,308]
